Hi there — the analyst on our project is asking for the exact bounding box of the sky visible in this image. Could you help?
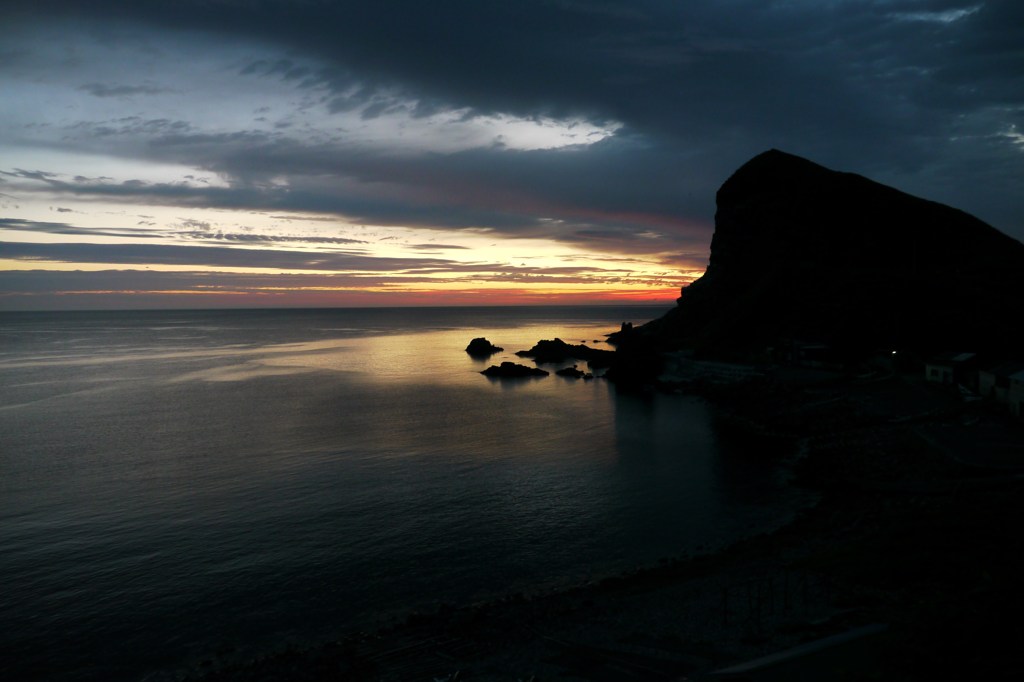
[1,0,1022,310]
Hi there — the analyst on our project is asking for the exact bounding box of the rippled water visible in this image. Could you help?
[0,307,799,681]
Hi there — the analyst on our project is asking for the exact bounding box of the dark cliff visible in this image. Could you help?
[637,150,1024,357]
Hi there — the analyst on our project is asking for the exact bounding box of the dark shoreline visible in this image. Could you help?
[182,371,1024,681]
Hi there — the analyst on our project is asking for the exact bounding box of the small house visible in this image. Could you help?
[978,362,1024,404]
[925,352,977,387]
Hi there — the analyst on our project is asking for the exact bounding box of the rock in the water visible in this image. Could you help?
[515,338,616,367]
[481,362,549,378]
[515,338,573,363]
[465,337,504,357]
[555,365,594,380]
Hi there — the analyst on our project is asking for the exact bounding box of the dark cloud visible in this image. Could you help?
[58,117,196,143]
[0,217,370,248]
[1,169,61,182]
[184,232,368,246]
[406,244,469,251]
[78,82,169,97]
[0,240,448,272]
[179,218,211,231]
[3,154,710,261]
[0,217,164,239]
[2,0,1022,249]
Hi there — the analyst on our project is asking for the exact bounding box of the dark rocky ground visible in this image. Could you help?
[184,374,1024,682]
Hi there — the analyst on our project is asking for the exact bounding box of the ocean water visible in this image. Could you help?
[0,306,800,681]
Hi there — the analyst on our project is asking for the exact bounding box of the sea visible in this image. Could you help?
[0,306,804,681]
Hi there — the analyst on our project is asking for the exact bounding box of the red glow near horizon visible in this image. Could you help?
[2,285,682,311]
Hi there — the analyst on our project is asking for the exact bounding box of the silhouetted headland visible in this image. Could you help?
[611,149,1024,365]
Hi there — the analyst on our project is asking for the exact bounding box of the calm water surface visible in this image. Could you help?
[0,307,800,681]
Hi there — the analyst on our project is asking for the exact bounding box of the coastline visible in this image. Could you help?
[182,371,1024,681]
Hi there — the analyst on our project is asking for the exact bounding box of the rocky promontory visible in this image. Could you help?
[620,149,1024,359]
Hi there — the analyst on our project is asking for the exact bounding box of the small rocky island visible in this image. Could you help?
[465,337,503,357]
[471,338,611,381]
[555,365,593,380]
[515,338,615,368]
[480,362,549,378]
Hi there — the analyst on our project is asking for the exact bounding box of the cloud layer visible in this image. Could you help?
[2,1,1022,307]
